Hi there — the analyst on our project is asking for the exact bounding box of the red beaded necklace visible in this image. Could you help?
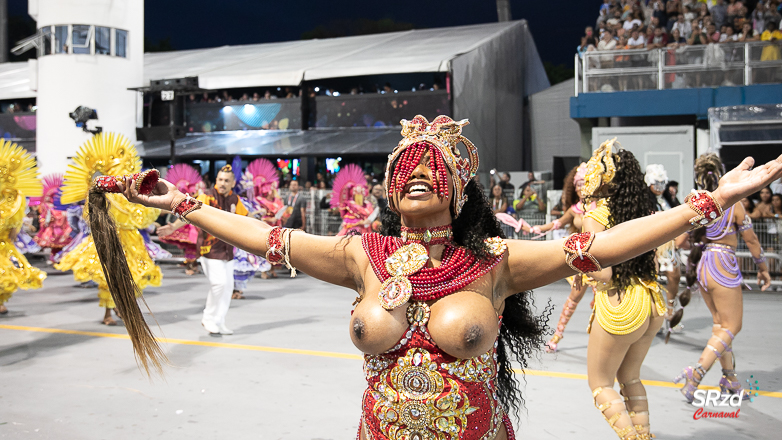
[362,232,503,305]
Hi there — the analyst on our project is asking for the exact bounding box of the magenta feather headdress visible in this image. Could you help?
[29,173,64,206]
[166,164,202,195]
[245,158,279,197]
[330,164,367,210]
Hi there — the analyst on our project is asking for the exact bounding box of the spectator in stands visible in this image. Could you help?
[519,172,544,194]
[252,92,260,101]
[721,25,738,41]
[771,193,782,218]
[649,26,669,48]
[706,22,721,42]
[697,2,711,22]
[688,21,709,45]
[607,9,623,29]
[667,0,683,22]
[624,11,643,31]
[652,0,668,28]
[584,26,598,47]
[514,185,546,217]
[663,181,681,208]
[668,28,688,46]
[598,29,617,67]
[740,196,756,216]
[711,0,729,28]
[628,28,646,48]
[750,186,775,219]
[498,172,515,193]
[490,185,509,215]
[727,0,744,18]
[771,177,782,195]
[283,180,307,232]
[684,4,697,22]
[673,13,693,38]
[738,22,758,40]
[263,90,272,100]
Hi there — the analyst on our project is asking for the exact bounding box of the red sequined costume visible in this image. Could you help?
[358,232,515,440]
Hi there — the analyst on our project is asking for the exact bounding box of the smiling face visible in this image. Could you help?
[390,146,454,226]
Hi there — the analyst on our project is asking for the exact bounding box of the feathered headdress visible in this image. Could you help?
[165,164,202,195]
[29,173,64,207]
[60,133,140,205]
[644,164,668,188]
[0,139,41,228]
[582,138,618,198]
[331,164,367,210]
[385,115,479,217]
[243,158,279,198]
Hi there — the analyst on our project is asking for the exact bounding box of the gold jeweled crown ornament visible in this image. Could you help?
[582,137,619,198]
[385,115,479,217]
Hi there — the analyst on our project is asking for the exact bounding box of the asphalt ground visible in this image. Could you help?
[1,261,781,439]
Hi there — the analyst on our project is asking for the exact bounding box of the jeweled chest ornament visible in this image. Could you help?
[379,243,429,310]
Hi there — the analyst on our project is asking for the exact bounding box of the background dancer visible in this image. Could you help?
[231,159,271,299]
[674,153,770,402]
[114,115,782,438]
[331,164,375,235]
[56,133,163,325]
[158,164,203,275]
[645,164,687,343]
[582,140,665,440]
[29,174,72,262]
[537,163,595,352]
[0,140,47,315]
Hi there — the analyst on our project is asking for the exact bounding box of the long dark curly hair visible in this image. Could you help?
[593,150,658,291]
[562,165,581,212]
[685,154,723,289]
[380,179,551,416]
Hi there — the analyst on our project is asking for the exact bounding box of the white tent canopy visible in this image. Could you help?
[0,21,535,99]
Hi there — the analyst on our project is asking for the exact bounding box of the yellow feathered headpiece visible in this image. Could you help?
[0,139,42,228]
[582,137,619,198]
[60,133,141,205]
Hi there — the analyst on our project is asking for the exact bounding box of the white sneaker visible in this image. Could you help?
[218,324,233,335]
[201,321,220,334]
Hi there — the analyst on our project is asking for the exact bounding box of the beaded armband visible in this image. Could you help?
[753,249,767,266]
[266,227,285,265]
[265,226,299,276]
[171,194,202,224]
[739,214,753,232]
[684,190,723,229]
[563,232,602,273]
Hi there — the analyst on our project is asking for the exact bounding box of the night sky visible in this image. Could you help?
[9,0,598,66]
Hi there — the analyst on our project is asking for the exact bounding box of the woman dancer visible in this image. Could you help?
[332,164,375,236]
[582,141,666,440]
[158,163,203,275]
[245,158,282,279]
[117,116,782,438]
[0,140,47,314]
[55,133,163,325]
[29,173,73,261]
[538,164,594,352]
[674,153,770,402]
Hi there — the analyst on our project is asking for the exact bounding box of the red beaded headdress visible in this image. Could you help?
[385,115,479,217]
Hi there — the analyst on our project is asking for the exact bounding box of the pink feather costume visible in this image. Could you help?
[243,158,284,226]
[159,164,202,259]
[331,164,374,236]
[29,174,73,255]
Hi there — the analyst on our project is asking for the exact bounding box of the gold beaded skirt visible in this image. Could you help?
[0,231,47,304]
[589,278,666,335]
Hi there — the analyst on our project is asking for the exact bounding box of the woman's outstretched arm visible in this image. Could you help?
[120,178,363,290]
[503,155,782,295]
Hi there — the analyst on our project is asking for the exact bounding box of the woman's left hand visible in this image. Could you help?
[713,155,782,208]
[758,270,772,292]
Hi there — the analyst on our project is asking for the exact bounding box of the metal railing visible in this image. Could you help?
[575,41,782,95]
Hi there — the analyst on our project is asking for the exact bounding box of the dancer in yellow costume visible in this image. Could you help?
[0,140,47,314]
[582,139,666,440]
[55,133,162,325]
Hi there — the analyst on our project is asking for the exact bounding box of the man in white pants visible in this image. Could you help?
[158,165,248,335]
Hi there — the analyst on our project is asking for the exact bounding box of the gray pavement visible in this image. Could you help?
[1,262,781,439]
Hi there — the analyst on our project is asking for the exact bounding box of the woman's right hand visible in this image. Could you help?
[119,177,184,212]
